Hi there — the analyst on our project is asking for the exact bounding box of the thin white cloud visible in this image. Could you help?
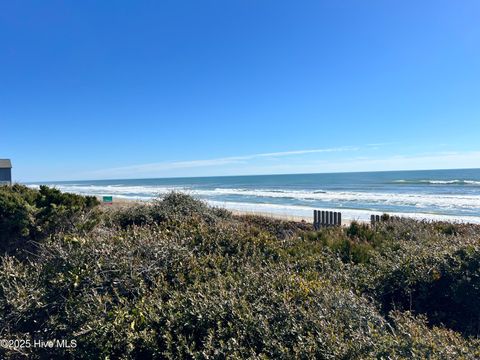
[22,147,480,182]
[341,151,480,171]
[85,146,358,178]
[251,147,358,158]
[246,150,480,174]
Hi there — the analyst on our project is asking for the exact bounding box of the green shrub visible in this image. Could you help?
[111,192,232,230]
[0,187,36,252]
[299,227,374,264]
[435,222,458,236]
[0,185,99,254]
[34,185,99,237]
[236,214,312,240]
[357,219,480,336]
[373,311,480,358]
[346,220,376,242]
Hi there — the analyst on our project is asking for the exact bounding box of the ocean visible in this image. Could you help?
[29,168,480,223]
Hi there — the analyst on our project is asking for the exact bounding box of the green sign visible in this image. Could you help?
[103,196,113,204]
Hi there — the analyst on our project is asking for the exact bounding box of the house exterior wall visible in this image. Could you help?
[0,168,12,184]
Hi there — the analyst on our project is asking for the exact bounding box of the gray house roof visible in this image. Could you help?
[0,159,12,168]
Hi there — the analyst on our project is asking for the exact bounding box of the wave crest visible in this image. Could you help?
[393,179,480,185]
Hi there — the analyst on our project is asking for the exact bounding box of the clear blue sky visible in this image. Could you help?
[1,1,479,181]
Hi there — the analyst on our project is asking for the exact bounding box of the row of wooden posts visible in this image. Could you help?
[313,210,342,229]
[370,215,382,225]
[313,210,398,229]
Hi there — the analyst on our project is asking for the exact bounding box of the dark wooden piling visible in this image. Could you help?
[314,210,342,229]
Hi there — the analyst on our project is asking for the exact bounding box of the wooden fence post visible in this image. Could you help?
[314,210,343,228]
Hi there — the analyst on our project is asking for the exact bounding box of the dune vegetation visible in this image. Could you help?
[0,184,479,359]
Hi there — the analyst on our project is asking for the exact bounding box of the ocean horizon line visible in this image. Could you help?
[24,166,480,184]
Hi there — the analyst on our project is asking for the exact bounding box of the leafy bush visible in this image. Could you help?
[374,311,480,358]
[346,221,376,242]
[34,185,100,237]
[355,219,480,336]
[0,187,36,252]
[111,192,231,229]
[0,185,99,254]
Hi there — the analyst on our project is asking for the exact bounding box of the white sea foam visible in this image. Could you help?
[465,180,480,185]
[196,188,480,209]
[393,179,480,185]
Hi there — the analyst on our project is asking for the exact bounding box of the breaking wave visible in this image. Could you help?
[393,179,480,185]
